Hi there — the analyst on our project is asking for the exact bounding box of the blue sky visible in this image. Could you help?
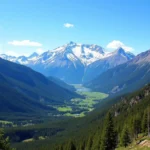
[0,0,150,56]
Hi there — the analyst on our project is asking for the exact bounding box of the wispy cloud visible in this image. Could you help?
[64,23,74,28]
[8,40,42,47]
[106,40,134,51]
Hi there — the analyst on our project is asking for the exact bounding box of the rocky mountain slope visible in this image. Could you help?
[85,49,150,94]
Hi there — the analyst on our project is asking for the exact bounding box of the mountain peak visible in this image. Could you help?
[115,47,126,54]
[28,52,39,59]
[67,41,76,46]
[111,47,135,61]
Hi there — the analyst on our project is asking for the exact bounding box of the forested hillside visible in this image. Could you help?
[53,84,150,150]
[0,58,80,116]
[6,84,150,150]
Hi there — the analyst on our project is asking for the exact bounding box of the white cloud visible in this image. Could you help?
[8,40,42,47]
[106,40,134,51]
[36,48,45,54]
[64,23,74,28]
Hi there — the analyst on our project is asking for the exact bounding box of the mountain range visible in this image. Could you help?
[0,42,135,83]
[85,49,150,95]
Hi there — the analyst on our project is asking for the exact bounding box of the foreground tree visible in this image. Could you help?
[78,140,85,150]
[120,126,130,147]
[142,110,148,134]
[100,112,116,150]
[133,117,141,139]
[0,129,15,150]
[66,140,76,150]
[86,136,93,150]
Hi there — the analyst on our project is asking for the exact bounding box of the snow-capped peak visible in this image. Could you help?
[67,41,77,46]
[28,52,39,59]
[114,47,126,54]
[38,42,107,66]
[0,42,135,68]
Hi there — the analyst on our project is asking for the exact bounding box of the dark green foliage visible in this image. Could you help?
[58,145,63,150]
[100,112,116,150]
[142,110,148,134]
[54,144,63,150]
[132,117,141,139]
[91,132,101,150]
[66,140,76,150]
[120,126,130,147]
[0,129,15,150]
[5,84,150,150]
[6,126,64,143]
[78,140,85,150]
[86,136,93,150]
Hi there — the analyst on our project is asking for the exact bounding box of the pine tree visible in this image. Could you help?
[100,112,116,150]
[79,140,85,150]
[91,132,101,150]
[0,129,15,150]
[133,117,141,139]
[120,126,130,147]
[142,110,148,135]
[66,140,76,150]
[86,136,93,150]
[58,144,63,150]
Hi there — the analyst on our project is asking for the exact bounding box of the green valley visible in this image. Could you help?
[54,85,108,117]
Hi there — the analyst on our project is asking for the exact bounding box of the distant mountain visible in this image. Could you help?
[27,41,107,83]
[83,47,135,82]
[0,58,79,114]
[85,49,150,94]
[28,52,39,59]
[0,52,39,65]
[0,42,134,83]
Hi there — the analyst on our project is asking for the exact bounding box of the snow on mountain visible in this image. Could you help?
[0,52,39,65]
[0,54,17,62]
[83,47,135,82]
[31,41,106,66]
[0,42,135,83]
[28,52,39,60]
[85,49,150,94]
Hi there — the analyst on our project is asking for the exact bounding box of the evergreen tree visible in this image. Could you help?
[120,126,130,147]
[142,111,148,133]
[79,140,85,150]
[133,117,141,139]
[100,112,116,150]
[86,136,93,150]
[91,132,101,150]
[58,144,63,150]
[66,140,76,150]
[0,129,15,150]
